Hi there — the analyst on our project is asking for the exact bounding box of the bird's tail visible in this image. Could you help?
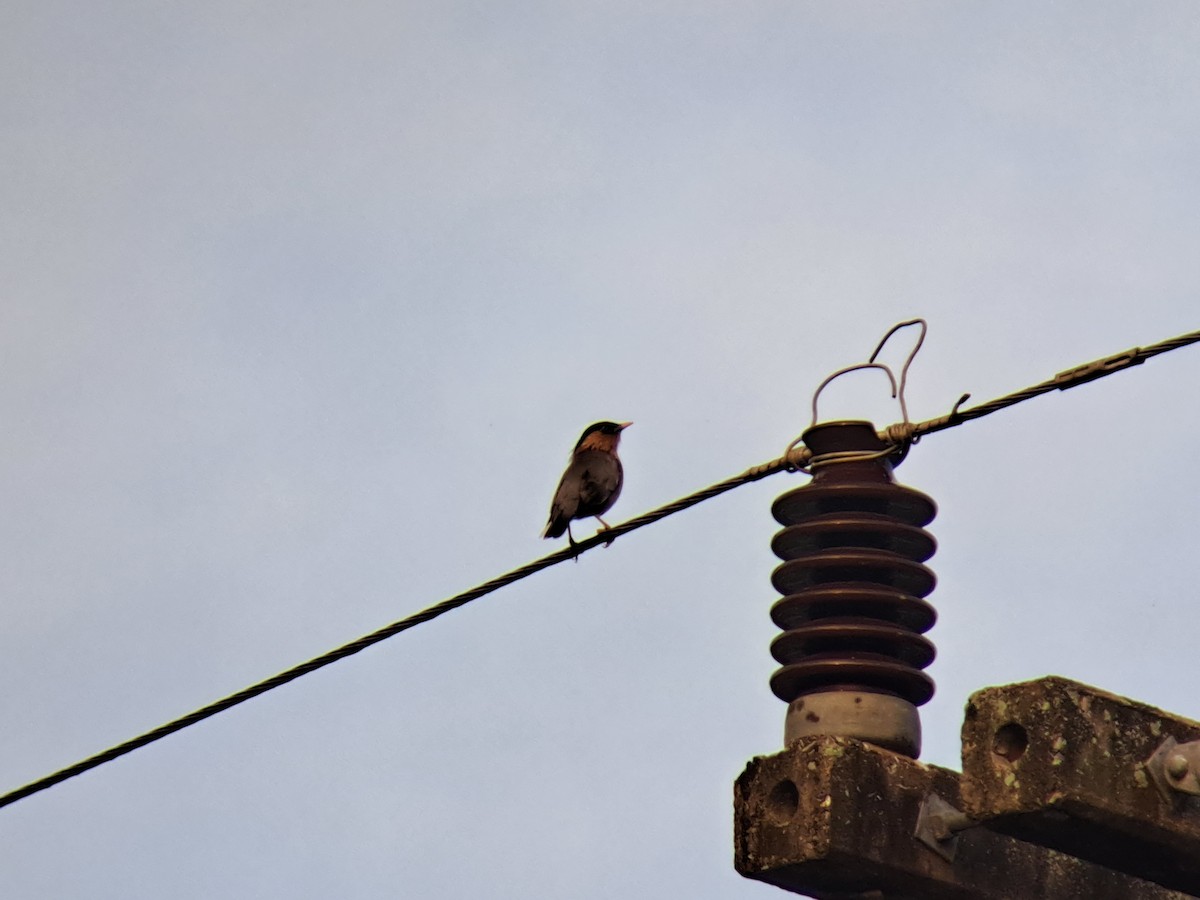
[542,515,567,539]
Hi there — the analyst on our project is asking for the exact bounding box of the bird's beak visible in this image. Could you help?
[617,421,633,431]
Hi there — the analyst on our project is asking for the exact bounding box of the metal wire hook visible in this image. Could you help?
[948,392,972,423]
[785,319,928,471]
[809,362,899,428]
[868,318,927,425]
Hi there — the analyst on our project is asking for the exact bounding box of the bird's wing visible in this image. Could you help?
[544,493,571,539]
[544,460,585,537]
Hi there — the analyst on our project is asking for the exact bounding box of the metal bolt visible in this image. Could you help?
[1166,753,1191,781]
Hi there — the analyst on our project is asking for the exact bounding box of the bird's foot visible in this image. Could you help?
[596,518,616,548]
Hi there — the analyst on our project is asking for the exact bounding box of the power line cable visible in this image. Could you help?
[912,329,1200,439]
[2,325,1197,812]
[0,459,786,811]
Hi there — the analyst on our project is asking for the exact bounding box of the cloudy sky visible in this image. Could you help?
[3,3,1200,897]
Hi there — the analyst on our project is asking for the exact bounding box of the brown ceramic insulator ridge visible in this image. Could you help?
[768,421,939,709]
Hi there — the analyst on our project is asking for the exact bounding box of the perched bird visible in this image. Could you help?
[542,421,632,545]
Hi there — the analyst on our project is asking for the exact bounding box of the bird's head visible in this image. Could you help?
[575,420,632,452]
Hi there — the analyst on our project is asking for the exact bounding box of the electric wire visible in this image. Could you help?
[0,457,789,812]
[2,325,1197,812]
[910,328,1200,440]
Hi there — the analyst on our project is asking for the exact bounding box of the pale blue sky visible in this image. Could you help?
[3,3,1199,897]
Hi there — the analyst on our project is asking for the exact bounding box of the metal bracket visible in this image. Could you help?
[915,793,974,863]
[1145,736,1200,801]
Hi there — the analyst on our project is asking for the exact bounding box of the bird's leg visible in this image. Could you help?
[595,516,616,548]
[567,523,580,562]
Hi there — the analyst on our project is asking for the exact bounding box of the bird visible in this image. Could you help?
[542,421,632,545]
